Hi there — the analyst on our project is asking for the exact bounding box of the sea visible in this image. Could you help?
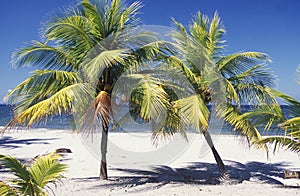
[0,104,290,135]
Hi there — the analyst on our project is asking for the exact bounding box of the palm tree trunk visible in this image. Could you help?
[202,130,228,178]
[100,123,108,180]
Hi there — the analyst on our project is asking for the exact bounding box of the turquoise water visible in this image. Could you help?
[0,104,288,135]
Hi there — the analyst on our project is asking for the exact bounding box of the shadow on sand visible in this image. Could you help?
[81,160,299,192]
[0,136,58,149]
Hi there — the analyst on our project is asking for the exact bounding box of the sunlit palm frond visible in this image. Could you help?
[11,41,75,70]
[4,83,92,129]
[190,11,225,58]
[80,0,102,37]
[152,106,187,145]
[223,78,239,105]
[91,0,142,37]
[279,117,300,135]
[44,14,96,52]
[239,104,285,132]
[217,52,270,75]
[228,64,276,88]
[0,153,66,196]
[173,94,209,132]
[171,19,190,50]
[83,48,129,83]
[6,70,78,109]
[172,20,210,68]
[132,40,170,62]
[117,0,142,30]
[29,153,67,188]
[0,181,18,196]
[164,55,200,88]
[130,76,170,120]
[220,104,263,142]
[233,83,274,105]
[0,154,41,195]
[269,88,300,117]
[255,136,300,153]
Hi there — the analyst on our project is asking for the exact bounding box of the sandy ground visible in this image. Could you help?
[1,128,300,195]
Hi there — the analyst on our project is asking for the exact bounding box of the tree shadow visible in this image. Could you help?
[0,136,58,149]
[89,160,299,191]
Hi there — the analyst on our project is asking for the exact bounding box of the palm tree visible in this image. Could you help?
[3,0,151,180]
[4,0,170,180]
[0,152,67,196]
[242,86,300,153]
[155,12,277,178]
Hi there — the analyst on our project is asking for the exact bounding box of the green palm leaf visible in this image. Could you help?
[83,48,129,83]
[0,153,66,195]
[0,154,40,195]
[279,117,300,137]
[5,83,92,128]
[220,104,263,142]
[255,136,300,153]
[173,95,209,132]
[129,74,170,120]
[29,153,67,188]
[190,11,225,58]
[269,88,300,117]
[44,14,96,53]
[6,70,79,112]
[217,52,270,74]
[0,154,31,182]
[11,41,75,70]
[0,181,18,196]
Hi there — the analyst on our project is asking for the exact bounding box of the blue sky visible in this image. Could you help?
[1,0,300,103]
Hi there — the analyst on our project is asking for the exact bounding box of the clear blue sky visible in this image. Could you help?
[1,0,300,103]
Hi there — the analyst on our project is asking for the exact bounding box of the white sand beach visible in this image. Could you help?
[1,128,300,195]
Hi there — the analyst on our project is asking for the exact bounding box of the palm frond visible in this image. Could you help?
[6,70,79,113]
[0,154,31,182]
[91,0,141,37]
[217,52,270,75]
[130,76,170,120]
[220,104,263,142]
[173,95,209,132]
[4,83,93,129]
[239,104,285,131]
[117,0,142,30]
[164,55,200,88]
[29,153,67,188]
[228,63,275,88]
[0,181,18,196]
[44,14,96,53]
[190,11,225,58]
[11,41,75,70]
[152,106,188,145]
[269,88,300,117]
[80,0,102,38]
[279,117,300,134]
[223,78,239,105]
[255,136,300,153]
[80,90,112,136]
[83,48,129,83]
[233,83,274,105]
